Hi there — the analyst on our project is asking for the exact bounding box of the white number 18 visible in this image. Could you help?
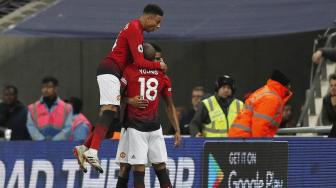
[138,77,158,101]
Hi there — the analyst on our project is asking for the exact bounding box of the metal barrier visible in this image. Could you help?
[297,29,336,127]
[277,126,332,134]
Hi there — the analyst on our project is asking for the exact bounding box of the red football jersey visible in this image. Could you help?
[99,19,161,78]
[121,64,172,131]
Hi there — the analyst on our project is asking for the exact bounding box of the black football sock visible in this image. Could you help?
[116,176,128,188]
[155,168,172,188]
[133,171,145,188]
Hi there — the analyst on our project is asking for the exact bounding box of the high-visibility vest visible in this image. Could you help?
[28,99,72,130]
[202,96,243,137]
[72,113,92,132]
[70,113,93,140]
[229,79,292,138]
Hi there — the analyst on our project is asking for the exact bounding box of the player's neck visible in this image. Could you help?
[139,16,146,30]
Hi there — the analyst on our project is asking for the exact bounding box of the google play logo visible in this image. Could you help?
[208,153,224,188]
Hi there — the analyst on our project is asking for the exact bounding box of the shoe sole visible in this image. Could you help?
[73,148,88,173]
[83,155,104,173]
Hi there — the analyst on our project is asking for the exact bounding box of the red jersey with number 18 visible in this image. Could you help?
[121,64,172,132]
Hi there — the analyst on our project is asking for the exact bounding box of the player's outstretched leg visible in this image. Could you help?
[83,148,103,173]
[73,130,95,173]
[83,107,117,173]
[73,145,89,173]
[153,163,172,188]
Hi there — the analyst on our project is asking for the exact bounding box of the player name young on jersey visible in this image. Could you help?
[139,68,159,75]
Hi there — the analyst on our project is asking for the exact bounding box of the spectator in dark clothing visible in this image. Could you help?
[280,104,295,128]
[321,74,336,137]
[277,103,296,136]
[313,48,336,137]
[329,123,336,137]
[179,86,205,135]
[321,74,336,126]
[312,47,336,64]
[0,85,30,140]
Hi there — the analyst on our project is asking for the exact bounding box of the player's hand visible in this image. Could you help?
[174,131,181,148]
[312,50,323,64]
[159,60,168,73]
[127,96,149,109]
[195,132,203,137]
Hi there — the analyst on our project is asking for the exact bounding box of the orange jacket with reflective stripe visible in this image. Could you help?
[228,79,292,137]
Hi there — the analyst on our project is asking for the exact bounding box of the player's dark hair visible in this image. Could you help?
[329,73,336,82]
[143,43,156,61]
[3,85,18,95]
[143,4,164,16]
[68,97,82,114]
[42,76,58,86]
[150,43,162,53]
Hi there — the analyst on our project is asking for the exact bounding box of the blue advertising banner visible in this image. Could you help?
[1,138,336,188]
[0,139,201,188]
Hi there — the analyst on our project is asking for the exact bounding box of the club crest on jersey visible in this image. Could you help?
[120,152,126,159]
[138,44,143,53]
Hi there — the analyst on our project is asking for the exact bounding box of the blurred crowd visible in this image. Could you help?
[1,46,336,141]
[0,76,93,141]
[0,74,296,141]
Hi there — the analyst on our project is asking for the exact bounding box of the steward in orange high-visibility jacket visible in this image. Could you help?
[229,70,293,137]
